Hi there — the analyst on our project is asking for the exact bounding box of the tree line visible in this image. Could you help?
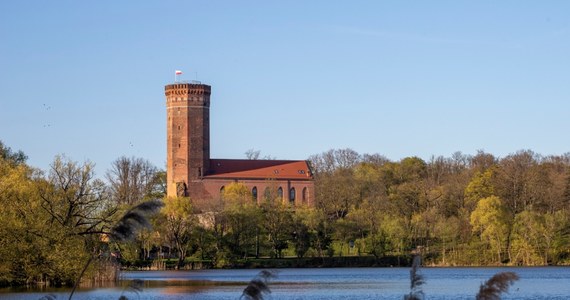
[2,140,570,286]
[310,148,570,266]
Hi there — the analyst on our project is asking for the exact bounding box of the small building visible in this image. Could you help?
[165,82,314,210]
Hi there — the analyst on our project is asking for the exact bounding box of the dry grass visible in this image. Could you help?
[476,271,520,300]
[241,270,278,300]
[404,254,425,300]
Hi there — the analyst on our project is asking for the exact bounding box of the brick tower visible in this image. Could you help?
[165,82,211,198]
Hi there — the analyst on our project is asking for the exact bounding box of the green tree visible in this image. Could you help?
[0,154,117,286]
[162,197,195,267]
[511,210,567,265]
[464,168,496,212]
[221,183,262,258]
[38,155,114,236]
[433,216,461,265]
[0,140,27,166]
[290,212,311,258]
[295,207,331,258]
[261,199,293,258]
[470,196,511,264]
[510,210,545,265]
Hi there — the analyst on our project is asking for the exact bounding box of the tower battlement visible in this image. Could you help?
[165,83,211,96]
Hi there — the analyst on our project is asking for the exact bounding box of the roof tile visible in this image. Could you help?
[205,159,313,180]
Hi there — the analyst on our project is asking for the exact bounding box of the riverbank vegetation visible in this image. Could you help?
[2,140,570,287]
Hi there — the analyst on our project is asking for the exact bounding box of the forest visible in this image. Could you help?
[2,140,570,287]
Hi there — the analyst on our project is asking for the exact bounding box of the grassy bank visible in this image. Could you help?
[122,255,411,270]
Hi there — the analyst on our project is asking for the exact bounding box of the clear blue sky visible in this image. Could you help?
[1,1,569,176]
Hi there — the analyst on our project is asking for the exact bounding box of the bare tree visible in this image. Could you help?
[245,149,275,160]
[245,149,261,160]
[308,148,362,175]
[106,156,161,205]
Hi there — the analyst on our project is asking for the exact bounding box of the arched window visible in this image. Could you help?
[277,187,283,200]
[252,187,258,202]
[289,188,296,205]
[302,187,308,205]
[220,186,225,195]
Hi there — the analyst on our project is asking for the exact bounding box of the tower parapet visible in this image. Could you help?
[165,83,211,106]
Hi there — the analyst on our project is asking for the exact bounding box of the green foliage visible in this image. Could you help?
[161,197,195,267]
[261,199,293,258]
[470,196,511,264]
[0,141,27,166]
[464,168,496,212]
[5,140,570,289]
[0,153,117,286]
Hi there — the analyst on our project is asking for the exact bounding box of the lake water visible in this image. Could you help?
[2,267,570,299]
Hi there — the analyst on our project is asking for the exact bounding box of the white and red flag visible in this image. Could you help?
[175,70,183,75]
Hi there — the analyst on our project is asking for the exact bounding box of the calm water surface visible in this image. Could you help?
[2,267,570,299]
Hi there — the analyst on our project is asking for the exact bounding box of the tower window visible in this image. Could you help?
[178,125,181,130]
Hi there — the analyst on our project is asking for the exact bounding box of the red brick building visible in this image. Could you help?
[165,82,314,209]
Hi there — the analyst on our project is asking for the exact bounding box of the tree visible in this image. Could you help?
[0,141,27,166]
[295,207,332,258]
[38,155,116,236]
[261,199,293,258]
[348,200,388,258]
[433,216,461,265]
[290,212,311,258]
[510,210,545,265]
[221,183,262,258]
[106,156,161,205]
[464,168,496,212]
[469,150,496,172]
[510,210,567,265]
[0,154,119,286]
[162,197,195,267]
[315,168,360,219]
[245,149,261,160]
[495,150,539,214]
[308,148,361,174]
[470,196,511,264]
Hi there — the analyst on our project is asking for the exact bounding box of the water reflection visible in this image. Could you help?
[2,267,570,299]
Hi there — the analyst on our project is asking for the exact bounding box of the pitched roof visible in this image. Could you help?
[205,159,313,180]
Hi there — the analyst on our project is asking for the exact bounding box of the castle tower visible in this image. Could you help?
[165,82,211,198]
